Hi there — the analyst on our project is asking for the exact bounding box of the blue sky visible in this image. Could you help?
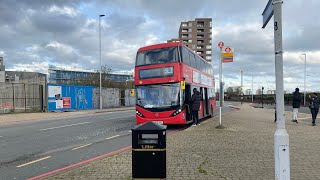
[0,0,319,93]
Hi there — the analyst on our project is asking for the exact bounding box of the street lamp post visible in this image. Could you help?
[262,86,264,108]
[99,14,105,110]
[251,73,254,103]
[302,53,306,106]
[240,70,243,104]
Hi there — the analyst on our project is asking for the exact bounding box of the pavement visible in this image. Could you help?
[0,107,135,125]
[27,103,320,180]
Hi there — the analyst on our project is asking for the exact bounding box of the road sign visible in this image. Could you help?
[222,58,233,63]
[222,53,234,57]
[218,42,224,48]
[262,0,274,28]
[222,53,234,63]
[221,47,234,63]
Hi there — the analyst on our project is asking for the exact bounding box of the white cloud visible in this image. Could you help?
[48,5,78,17]
[45,41,75,56]
[0,0,319,92]
[26,45,40,52]
[7,62,49,74]
[103,39,138,65]
[145,34,159,46]
[284,51,320,65]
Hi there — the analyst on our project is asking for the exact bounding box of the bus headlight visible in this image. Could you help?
[136,110,144,117]
[170,109,182,117]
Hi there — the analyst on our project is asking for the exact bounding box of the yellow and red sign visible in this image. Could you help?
[221,47,234,63]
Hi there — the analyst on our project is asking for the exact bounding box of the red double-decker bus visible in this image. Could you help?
[134,42,216,125]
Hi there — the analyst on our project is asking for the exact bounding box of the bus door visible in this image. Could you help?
[200,87,205,118]
[200,87,209,117]
[184,84,192,121]
[204,88,209,116]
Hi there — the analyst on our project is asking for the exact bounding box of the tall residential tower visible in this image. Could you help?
[168,18,212,62]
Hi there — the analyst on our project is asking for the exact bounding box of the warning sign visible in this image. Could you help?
[63,97,71,108]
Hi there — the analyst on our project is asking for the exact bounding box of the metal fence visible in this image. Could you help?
[0,83,43,113]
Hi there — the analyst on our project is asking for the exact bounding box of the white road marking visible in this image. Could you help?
[17,156,51,168]
[0,136,3,138]
[106,135,120,140]
[40,115,133,131]
[110,115,134,119]
[298,117,310,120]
[72,143,92,150]
[40,122,91,131]
[128,130,132,133]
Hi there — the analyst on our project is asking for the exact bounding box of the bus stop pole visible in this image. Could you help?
[273,0,290,179]
[219,47,223,126]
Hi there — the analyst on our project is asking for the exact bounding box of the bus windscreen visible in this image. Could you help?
[136,47,179,66]
[136,83,180,109]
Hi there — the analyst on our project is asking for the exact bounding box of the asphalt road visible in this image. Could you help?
[0,103,238,180]
[0,110,137,179]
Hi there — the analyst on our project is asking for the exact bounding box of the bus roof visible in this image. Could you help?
[138,42,183,52]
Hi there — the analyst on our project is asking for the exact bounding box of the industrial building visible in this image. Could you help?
[48,66,133,84]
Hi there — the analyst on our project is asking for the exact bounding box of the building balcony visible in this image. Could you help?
[181,29,189,33]
[197,22,205,27]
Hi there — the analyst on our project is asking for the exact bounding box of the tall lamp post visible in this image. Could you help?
[251,73,254,103]
[262,86,264,108]
[302,53,306,106]
[240,70,243,104]
[99,14,105,110]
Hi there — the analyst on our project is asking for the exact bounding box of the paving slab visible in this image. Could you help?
[35,104,320,179]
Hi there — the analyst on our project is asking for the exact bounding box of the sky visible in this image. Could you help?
[0,0,319,93]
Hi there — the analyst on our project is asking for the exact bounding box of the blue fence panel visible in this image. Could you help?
[47,84,94,112]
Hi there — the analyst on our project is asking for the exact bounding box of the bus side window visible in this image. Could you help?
[189,52,196,69]
[182,47,191,66]
[201,60,205,72]
[209,88,214,99]
[196,56,201,71]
